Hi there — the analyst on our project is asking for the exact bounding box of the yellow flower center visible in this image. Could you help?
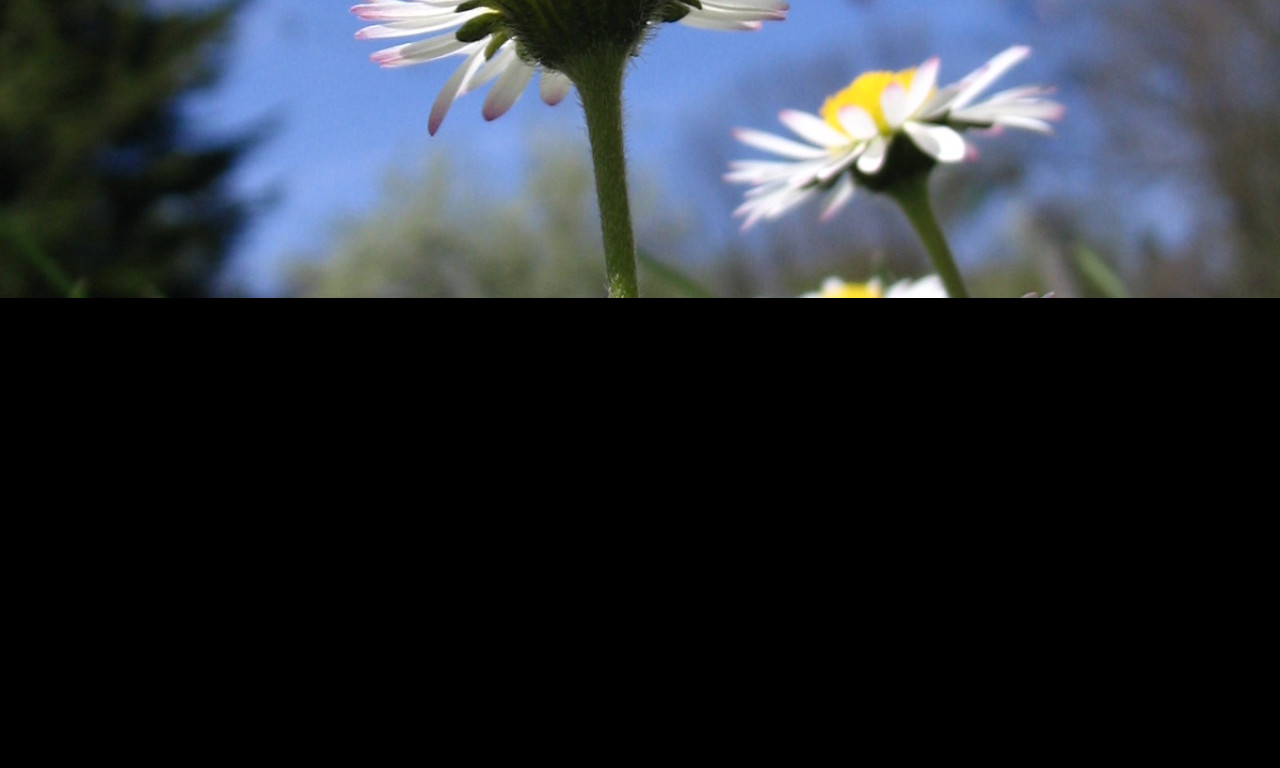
[812,279,884,299]
[821,69,917,137]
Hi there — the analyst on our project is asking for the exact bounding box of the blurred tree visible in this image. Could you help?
[290,139,699,298]
[1082,0,1280,296]
[0,0,250,297]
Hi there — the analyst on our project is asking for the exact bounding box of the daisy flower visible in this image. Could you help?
[803,275,948,299]
[354,1,788,299]
[728,46,1063,229]
[352,0,790,135]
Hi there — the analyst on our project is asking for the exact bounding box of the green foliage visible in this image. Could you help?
[0,0,249,297]
[290,140,701,298]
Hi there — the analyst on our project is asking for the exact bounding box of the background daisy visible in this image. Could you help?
[729,46,1063,229]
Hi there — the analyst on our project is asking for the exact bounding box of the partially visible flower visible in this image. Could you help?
[803,275,948,299]
[883,275,948,299]
[352,1,789,135]
[352,0,570,135]
[804,277,883,299]
[728,46,1063,228]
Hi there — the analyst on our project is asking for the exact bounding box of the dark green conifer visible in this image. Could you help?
[0,0,251,297]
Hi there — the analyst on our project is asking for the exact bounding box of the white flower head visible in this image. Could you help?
[802,275,948,299]
[728,46,1063,229]
[352,0,789,134]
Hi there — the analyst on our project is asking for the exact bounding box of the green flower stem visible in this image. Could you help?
[569,46,639,299]
[887,175,970,299]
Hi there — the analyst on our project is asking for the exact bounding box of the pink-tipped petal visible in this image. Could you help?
[880,83,911,130]
[903,122,968,163]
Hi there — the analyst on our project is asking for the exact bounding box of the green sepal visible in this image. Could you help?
[851,135,939,194]
[456,12,504,44]
[485,29,510,59]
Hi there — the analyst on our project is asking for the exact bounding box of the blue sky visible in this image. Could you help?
[187,0,1100,293]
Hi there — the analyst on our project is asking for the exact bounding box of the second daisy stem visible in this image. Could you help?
[572,47,639,299]
[888,175,970,299]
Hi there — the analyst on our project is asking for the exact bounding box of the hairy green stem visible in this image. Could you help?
[887,175,970,299]
[569,46,639,299]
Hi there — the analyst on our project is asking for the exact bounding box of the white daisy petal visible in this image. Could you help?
[726,159,825,185]
[680,1,790,31]
[952,99,1064,126]
[837,106,879,141]
[948,45,1033,112]
[903,122,968,163]
[820,174,857,221]
[884,275,949,299]
[779,110,855,149]
[816,146,865,182]
[880,83,910,131]
[428,43,486,135]
[539,70,574,106]
[989,115,1058,134]
[857,136,889,175]
[466,44,519,93]
[482,56,536,122]
[905,57,940,117]
[732,128,829,160]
